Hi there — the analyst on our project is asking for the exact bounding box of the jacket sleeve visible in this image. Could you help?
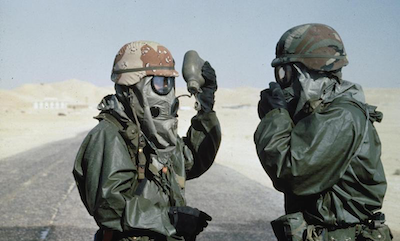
[73,122,175,236]
[254,105,364,196]
[184,111,222,180]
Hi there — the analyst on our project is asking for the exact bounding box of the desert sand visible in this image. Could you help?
[0,79,399,236]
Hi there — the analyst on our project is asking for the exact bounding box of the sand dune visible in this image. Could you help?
[0,79,113,111]
[1,79,399,236]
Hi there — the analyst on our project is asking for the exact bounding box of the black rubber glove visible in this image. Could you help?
[258,82,288,119]
[198,61,217,113]
[169,206,212,240]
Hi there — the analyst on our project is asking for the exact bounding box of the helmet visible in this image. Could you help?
[271,24,348,72]
[111,40,179,86]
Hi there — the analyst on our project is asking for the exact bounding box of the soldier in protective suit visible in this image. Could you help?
[254,24,393,240]
[73,41,221,241]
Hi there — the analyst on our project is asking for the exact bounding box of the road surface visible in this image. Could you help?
[0,133,284,241]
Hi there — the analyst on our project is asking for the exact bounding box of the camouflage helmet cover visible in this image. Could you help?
[271,24,349,71]
[111,40,179,86]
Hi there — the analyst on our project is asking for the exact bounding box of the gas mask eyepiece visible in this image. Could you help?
[151,76,175,95]
[274,64,297,89]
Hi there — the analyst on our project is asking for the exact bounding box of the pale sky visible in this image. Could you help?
[1,0,399,90]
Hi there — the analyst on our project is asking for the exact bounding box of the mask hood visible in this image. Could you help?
[291,64,366,120]
[293,64,338,117]
[97,94,131,124]
[124,76,179,149]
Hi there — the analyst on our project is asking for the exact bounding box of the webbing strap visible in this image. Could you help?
[137,148,146,180]
[130,107,147,181]
[134,178,147,196]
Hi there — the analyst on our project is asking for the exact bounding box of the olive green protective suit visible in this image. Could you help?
[73,95,221,239]
[254,81,386,227]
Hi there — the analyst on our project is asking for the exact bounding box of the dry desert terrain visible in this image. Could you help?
[0,79,399,237]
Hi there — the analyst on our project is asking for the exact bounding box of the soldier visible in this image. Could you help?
[254,24,393,240]
[73,41,221,241]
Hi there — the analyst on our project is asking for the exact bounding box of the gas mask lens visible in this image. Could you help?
[151,76,175,95]
[275,64,294,88]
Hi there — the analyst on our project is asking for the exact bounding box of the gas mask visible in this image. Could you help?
[119,76,179,149]
[274,63,338,120]
[292,64,337,116]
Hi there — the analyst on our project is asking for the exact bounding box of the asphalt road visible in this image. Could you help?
[0,132,284,241]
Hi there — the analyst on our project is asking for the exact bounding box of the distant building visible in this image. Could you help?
[33,98,68,110]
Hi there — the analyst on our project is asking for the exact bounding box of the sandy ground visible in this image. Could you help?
[0,79,399,236]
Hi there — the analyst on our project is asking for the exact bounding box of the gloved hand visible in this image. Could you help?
[198,61,217,113]
[258,82,287,119]
[169,206,212,240]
